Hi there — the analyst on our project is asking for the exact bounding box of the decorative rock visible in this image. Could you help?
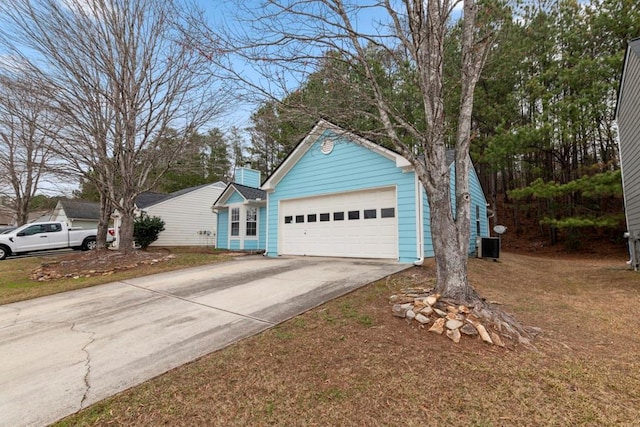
[458,305,470,314]
[446,305,459,314]
[446,328,461,343]
[406,309,416,320]
[392,303,411,318]
[419,306,434,316]
[445,319,464,330]
[389,295,414,304]
[460,324,478,336]
[491,332,505,347]
[433,308,447,317]
[428,318,445,334]
[475,323,494,344]
[446,312,459,321]
[415,313,430,325]
[425,294,439,306]
[466,314,480,324]
[413,301,426,311]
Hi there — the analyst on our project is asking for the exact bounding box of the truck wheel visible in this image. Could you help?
[0,245,9,260]
[82,238,97,251]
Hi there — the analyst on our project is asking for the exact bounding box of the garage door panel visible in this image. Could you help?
[280,188,398,259]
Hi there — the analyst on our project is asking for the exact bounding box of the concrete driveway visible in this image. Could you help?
[0,255,407,427]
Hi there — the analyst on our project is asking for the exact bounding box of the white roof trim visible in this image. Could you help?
[212,184,247,209]
[261,119,412,191]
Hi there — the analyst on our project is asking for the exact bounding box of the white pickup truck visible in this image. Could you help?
[0,221,114,260]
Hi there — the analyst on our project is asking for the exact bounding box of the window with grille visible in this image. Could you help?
[231,207,240,236]
[246,207,257,236]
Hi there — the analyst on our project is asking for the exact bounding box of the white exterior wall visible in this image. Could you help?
[145,183,225,247]
[51,203,98,230]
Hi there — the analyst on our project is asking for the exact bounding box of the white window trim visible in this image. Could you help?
[227,203,260,249]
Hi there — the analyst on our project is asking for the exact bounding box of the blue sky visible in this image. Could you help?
[198,0,464,135]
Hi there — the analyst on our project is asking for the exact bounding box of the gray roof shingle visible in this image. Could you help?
[135,192,171,209]
[231,183,266,201]
[60,200,100,220]
[136,182,226,209]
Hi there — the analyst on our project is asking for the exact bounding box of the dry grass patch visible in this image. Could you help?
[57,252,640,426]
[0,247,235,305]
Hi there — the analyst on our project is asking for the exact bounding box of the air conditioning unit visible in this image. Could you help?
[477,237,500,259]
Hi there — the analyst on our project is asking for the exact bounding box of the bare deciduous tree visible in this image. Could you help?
[200,0,531,339]
[0,0,229,250]
[0,74,60,225]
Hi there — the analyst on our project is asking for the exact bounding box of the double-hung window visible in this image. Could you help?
[231,207,240,236]
[246,207,257,236]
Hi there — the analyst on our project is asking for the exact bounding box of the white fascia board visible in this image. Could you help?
[212,185,247,208]
[261,122,327,191]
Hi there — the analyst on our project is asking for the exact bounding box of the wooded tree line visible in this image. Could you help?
[0,0,229,251]
[0,0,638,253]
[245,0,639,246]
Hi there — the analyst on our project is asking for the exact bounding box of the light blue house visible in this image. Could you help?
[214,120,488,263]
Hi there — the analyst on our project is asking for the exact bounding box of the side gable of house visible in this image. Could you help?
[616,37,640,268]
[419,154,488,258]
[143,182,226,247]
[617,38,640,233]
[51,200,100,229]
[264,121,419,262]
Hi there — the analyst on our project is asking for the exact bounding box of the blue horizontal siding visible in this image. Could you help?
[227,191,245,204]
[469,166,488,253]
[229,239,240,250]
[217,210,229,249]
[259,206,267,249]
[267,130,417,261]
[244,240,259,250]
[236,168,261,187]
[421,187,434,257]
[429,161,487,255]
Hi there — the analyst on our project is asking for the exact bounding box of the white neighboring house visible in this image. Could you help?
[51,199,101,229]
[112,182,226,248]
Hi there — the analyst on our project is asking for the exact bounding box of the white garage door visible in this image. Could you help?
[280,187,398,259]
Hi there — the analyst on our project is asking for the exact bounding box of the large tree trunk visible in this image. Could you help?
[428,185,476,305]
[419,150,479,306]
[118,212,135,254]
[117,196,137,254]
[96,192,112,249]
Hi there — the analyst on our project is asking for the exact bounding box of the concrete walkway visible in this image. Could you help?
[0,256,408,427]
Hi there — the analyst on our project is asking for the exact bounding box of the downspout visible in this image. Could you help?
[263,191,270,256]
[414,174,425,266]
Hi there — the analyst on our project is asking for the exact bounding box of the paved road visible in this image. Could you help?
[0,256,407,427]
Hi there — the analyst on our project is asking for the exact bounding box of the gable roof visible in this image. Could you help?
[213,182,267,208]
[135,192,171,209]
[137,182,226,210]
[261,119,412,191]
[233,183,266,200]
[59,200,100,220]
[169,181,226,198]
